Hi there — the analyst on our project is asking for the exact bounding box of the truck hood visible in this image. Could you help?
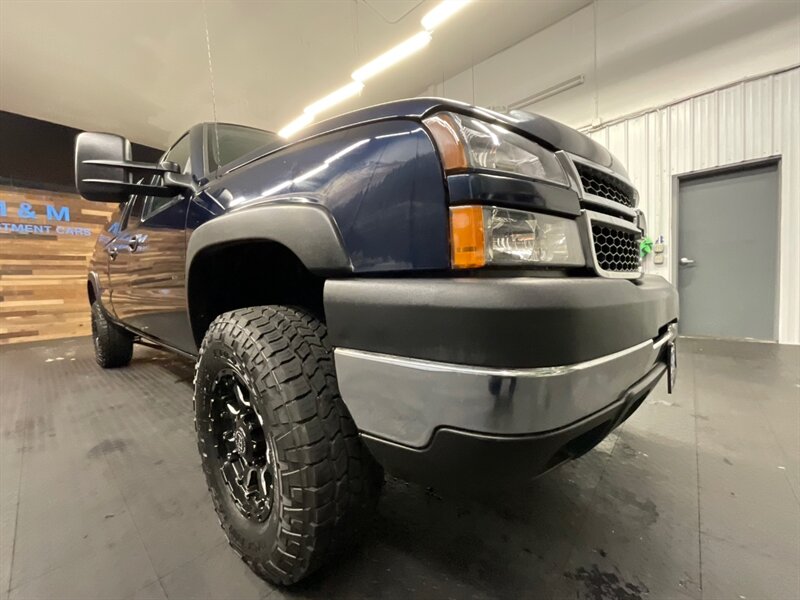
[500,109,629,179]
[236,98,629,180]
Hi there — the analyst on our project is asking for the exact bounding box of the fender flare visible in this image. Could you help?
[185,201,353,281]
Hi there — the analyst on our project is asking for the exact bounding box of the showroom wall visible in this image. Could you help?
[585,67,799,344]
[0,187,117,344]
[0,112,162,344]
[423,0,800,344]
[424,1,798,128]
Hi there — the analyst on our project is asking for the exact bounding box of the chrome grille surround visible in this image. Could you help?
[562,152,640,221]
[554,152,644,280]
[583,210,643,279]
[576,163,635,208]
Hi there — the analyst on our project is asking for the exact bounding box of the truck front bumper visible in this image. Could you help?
[325,275,678,485]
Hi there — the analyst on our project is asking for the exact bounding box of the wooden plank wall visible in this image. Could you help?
[0,186,115,344]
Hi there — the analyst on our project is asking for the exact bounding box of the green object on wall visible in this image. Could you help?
[640,236,654,257]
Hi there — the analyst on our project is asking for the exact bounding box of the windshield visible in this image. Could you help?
[206,124,282,174]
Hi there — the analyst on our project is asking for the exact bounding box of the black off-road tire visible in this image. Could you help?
[194,306,383,585]
[90,301,133,368]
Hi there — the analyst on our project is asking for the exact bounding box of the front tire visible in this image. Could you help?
[90,301,133,368]
[193,306,382,585]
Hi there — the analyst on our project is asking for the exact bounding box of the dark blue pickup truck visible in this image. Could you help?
[75,98,678,585]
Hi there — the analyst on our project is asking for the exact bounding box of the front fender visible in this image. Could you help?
[200,119,450,273]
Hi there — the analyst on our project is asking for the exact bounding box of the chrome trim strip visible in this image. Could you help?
[555,150,583,195]
[585,208,642,233]
[583,209,643,280]
[653,323,679,351]
[338,324,674,377]
[582,193,639,221]
[336,339,653,379]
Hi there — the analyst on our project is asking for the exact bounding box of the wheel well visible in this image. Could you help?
[87,280,97,305]
[187,240,325,348]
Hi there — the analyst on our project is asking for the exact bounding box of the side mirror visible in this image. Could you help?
[74,132,191,202]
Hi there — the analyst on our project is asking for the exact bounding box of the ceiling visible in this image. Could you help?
[0,0,589,149]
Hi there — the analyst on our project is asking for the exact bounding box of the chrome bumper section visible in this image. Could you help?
[334,324,677,448]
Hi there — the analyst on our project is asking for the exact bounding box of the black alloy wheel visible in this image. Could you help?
[210,368,275,523]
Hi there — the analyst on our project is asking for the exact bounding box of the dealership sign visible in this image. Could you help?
[0,200,92,236]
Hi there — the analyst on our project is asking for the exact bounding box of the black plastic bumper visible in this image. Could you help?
[325,275,678,368]
[361,360,668,489]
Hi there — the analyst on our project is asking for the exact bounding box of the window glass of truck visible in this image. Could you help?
[143,134,191,220]
[206,124,281,174]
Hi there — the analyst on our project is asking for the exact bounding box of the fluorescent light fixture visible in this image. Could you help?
[351,31,431,82]
[279,1,474,141]
[278,113,314,138]
[507,75,585,110]
[421,0,471,32]
[304,81,364,116]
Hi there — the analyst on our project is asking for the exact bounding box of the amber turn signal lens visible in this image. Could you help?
[424,113,468,171]
[450,206,486,269]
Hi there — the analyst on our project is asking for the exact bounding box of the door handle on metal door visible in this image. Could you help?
[128,235,141,252]
[679,257,696,267]
[108,246,118,261]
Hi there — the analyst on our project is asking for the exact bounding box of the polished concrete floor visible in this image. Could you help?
[0,336,798,600]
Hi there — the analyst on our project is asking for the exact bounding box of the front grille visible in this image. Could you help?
[577,164,635,208]
[591,223,641,273]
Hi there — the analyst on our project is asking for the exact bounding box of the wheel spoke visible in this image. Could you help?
[220,460,238,487]
[229,457,246,481]
[211,370,273,523]
[233,381,250,408]
[244,466,258,491]
[258,465,271,496]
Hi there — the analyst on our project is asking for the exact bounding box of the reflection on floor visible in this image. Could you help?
[1,336,798,600]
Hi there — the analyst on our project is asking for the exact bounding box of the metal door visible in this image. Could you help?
[677,163,779,340]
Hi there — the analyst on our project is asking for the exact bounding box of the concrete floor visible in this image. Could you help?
[0,336,798,600]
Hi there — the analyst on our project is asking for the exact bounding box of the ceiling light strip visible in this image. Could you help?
[421,0,471,32]
[351,31,432,83]
[278,0,472,138]
[278,113,314,139]
[304,81,365,116]
[507,75,586,111]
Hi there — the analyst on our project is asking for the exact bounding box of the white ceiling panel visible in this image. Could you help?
[0,0,589,147]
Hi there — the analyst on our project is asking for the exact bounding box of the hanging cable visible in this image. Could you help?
[202,0,221,164]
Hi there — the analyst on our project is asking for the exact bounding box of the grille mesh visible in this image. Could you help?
[591,223,641,273]
[577,164,635,208]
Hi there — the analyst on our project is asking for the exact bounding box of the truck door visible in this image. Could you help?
[107,133,195,354]
[106,192,146,321]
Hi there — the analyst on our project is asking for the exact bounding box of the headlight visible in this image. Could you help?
[450,205,585,269]
[424,111,568,185]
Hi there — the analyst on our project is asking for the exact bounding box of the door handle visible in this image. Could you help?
[108,246,118,261]
[128,235,141,252]
[679,257,696,267]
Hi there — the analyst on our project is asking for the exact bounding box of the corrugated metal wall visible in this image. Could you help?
[585,67,800,344]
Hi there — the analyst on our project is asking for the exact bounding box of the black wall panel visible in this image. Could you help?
[0,111,163,192]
